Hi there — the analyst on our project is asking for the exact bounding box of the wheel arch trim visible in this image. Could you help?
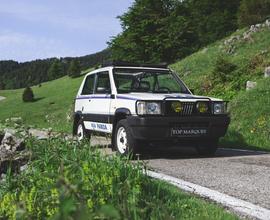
[73,111,83,135]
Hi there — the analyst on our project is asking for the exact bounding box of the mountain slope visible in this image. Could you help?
[171,21,270,100]
[170,21,270,150]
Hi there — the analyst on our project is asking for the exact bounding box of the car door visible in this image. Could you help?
[83,71,113,133]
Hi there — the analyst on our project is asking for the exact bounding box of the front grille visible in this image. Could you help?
[165,101,195,116]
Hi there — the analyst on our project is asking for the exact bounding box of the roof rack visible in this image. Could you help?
[101,61,168,69]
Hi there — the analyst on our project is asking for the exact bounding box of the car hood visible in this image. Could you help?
[117,93,222,102]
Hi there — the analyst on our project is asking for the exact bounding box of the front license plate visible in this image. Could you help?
[171,128,208,137]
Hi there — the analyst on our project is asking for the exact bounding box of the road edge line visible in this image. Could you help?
[146,170,270,220]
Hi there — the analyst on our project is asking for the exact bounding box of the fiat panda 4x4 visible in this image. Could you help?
[73,62,230,156]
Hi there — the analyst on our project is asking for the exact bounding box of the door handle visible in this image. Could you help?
[88,99,91,102]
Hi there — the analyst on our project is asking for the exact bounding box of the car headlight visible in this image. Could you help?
[213,102,227,114]
[137,101,162,115]
[171,101,183,113]
[196,102,209,113]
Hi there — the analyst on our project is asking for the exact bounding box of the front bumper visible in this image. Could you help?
[126,115,230,141]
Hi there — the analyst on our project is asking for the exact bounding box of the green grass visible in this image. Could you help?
[0,138,238,220]
[221,78,270,150]
[0,75,84,132]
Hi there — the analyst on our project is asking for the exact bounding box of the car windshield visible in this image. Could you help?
[113,68,190,94]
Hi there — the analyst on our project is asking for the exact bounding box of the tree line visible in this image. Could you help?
[109,0,270,63]
[0,49,110,90]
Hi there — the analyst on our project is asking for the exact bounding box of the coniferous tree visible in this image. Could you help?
[68,60,81,78]
[0,81,5,90]
[22,87,34,102]
[47,59,65,80]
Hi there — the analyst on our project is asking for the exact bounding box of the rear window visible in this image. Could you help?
[81,74,95,95]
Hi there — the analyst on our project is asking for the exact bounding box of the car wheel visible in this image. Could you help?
[114,119,138,156]
[196,140,218,156]
[76,119,91,141]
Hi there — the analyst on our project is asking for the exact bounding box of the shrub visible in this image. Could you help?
[238,0,270,27]
[211,56,237,83]
[201,76,213,93]
[248,54,265,70]
[22,87,34,102]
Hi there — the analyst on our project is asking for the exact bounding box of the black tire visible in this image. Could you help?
[196,140,218,156]
[114,119,139,157]
[76,119,91,141]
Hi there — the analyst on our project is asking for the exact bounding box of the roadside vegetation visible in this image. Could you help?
[0,138,238,220]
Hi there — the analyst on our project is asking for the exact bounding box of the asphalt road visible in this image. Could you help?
[91,136,270,210]
[141,147,270,210]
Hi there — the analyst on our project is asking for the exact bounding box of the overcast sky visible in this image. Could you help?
[0,0,134,62]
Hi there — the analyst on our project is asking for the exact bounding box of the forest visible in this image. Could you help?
[0,49,110,89]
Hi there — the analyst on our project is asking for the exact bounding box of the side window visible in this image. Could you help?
[81,74,95,95]
[95,72,111,94]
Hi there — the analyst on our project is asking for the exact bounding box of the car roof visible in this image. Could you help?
[85,66,170,77]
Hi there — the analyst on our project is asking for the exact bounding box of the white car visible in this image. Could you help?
[73,62,230,156]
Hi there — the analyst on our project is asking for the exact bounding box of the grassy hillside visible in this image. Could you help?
[172,27,270,99]
[171,23,270,150]
[221,78,270,149]
[0,24,269,150]
[0,75,84,132]
[171,28,270,100]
